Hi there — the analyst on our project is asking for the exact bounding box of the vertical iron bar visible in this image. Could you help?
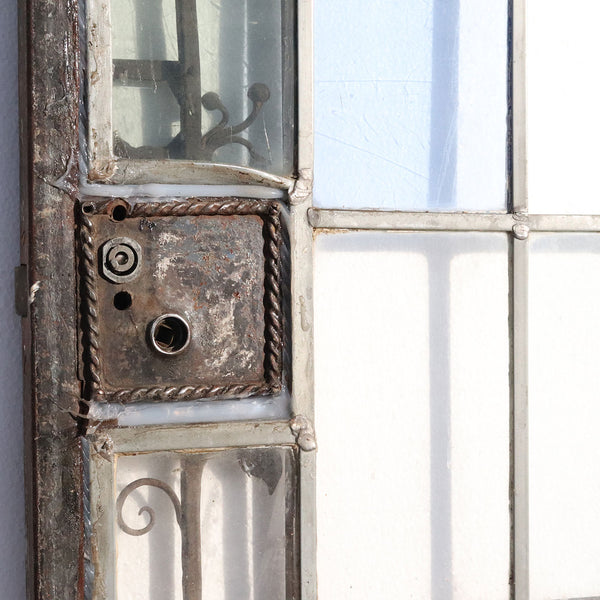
[175,0,203,158]
[180,457,205,600]
[428,0,459,210]
[281,0,297,172]
[512,0,529,597]
[428,251,453,600]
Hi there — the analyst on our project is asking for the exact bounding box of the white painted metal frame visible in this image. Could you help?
[511,2,529,597]
[85,0,295,189]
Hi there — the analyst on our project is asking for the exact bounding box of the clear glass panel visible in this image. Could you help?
[530,234,600,598]
[527,2,600,214]
[314,232,510,599]
[111,0,294,174]
[114,447,298,599]
[313,1,507,211]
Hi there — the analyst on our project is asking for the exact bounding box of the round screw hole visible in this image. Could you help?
[82,203,94,214]
[113,291,132,310]
[111,204,128,222]
[149,314,190,356]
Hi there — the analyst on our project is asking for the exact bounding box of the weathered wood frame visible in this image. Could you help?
[20,0,83,597]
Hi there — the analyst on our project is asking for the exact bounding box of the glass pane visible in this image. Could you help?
[314,232,510,599]
[530,234,600,598]
[114,447,298,599]
[527,2,600,214]
[313,1,507,211]
[111,0,294,175]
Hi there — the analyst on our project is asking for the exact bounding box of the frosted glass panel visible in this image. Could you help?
[528,2,600,214]
[314,1,507,211]
[110,0,294,174]
[530,234,600,599]
[114,447,297,599]
[315,232,510,599]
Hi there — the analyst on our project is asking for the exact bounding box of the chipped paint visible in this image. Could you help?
[29,281,41,305]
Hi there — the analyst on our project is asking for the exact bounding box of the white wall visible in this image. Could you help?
[0,1,26,598]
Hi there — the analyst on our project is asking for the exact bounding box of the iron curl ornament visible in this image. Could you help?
[113,81,271,166]
[116,478,183,537]
[116,458,207,598]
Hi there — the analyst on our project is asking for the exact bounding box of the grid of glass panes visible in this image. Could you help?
[85,0,600,598]
[311,1,600,599]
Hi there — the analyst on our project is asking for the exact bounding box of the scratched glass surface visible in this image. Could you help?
[527,2,600,214]
[111,0,294,175]
[313,1,507,210]
[114,447,297,600]
[530,235,600,599]
[314,232,510,599]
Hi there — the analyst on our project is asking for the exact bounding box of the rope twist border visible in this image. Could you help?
[78,198,284,404]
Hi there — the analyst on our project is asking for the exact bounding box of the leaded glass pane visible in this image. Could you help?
[108,446,298,599]
[530,234,600,598]
[314,1,507,211]
[314,232,510,599]
[110,0,295,175]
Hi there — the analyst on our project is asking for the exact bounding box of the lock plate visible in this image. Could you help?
[78,198,283,403]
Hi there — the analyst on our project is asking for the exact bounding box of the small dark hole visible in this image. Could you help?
[113,291,132,310]
[111,205,128,222]
[82,203,93,214]
[153,316,189,353]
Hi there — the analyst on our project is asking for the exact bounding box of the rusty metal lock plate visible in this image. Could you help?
[78,198,283,403]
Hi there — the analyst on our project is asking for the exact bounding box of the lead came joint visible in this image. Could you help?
[290,415,317,452]
[512,214,530,240]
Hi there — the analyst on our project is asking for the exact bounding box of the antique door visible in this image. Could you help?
[19,1,600,599]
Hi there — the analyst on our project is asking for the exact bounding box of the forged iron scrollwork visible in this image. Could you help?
[195,83,271,165]
[117,460,206,597]
[114,82,271,165]
[115,452,286,597]
[116,478,183,537]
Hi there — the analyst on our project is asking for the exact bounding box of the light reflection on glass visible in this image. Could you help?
[115,447,298,599]
[530,234,600,599]
[314,232,510,599]
[110,0,295,175]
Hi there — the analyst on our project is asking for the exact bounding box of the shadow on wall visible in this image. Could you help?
[0,1,26,597]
